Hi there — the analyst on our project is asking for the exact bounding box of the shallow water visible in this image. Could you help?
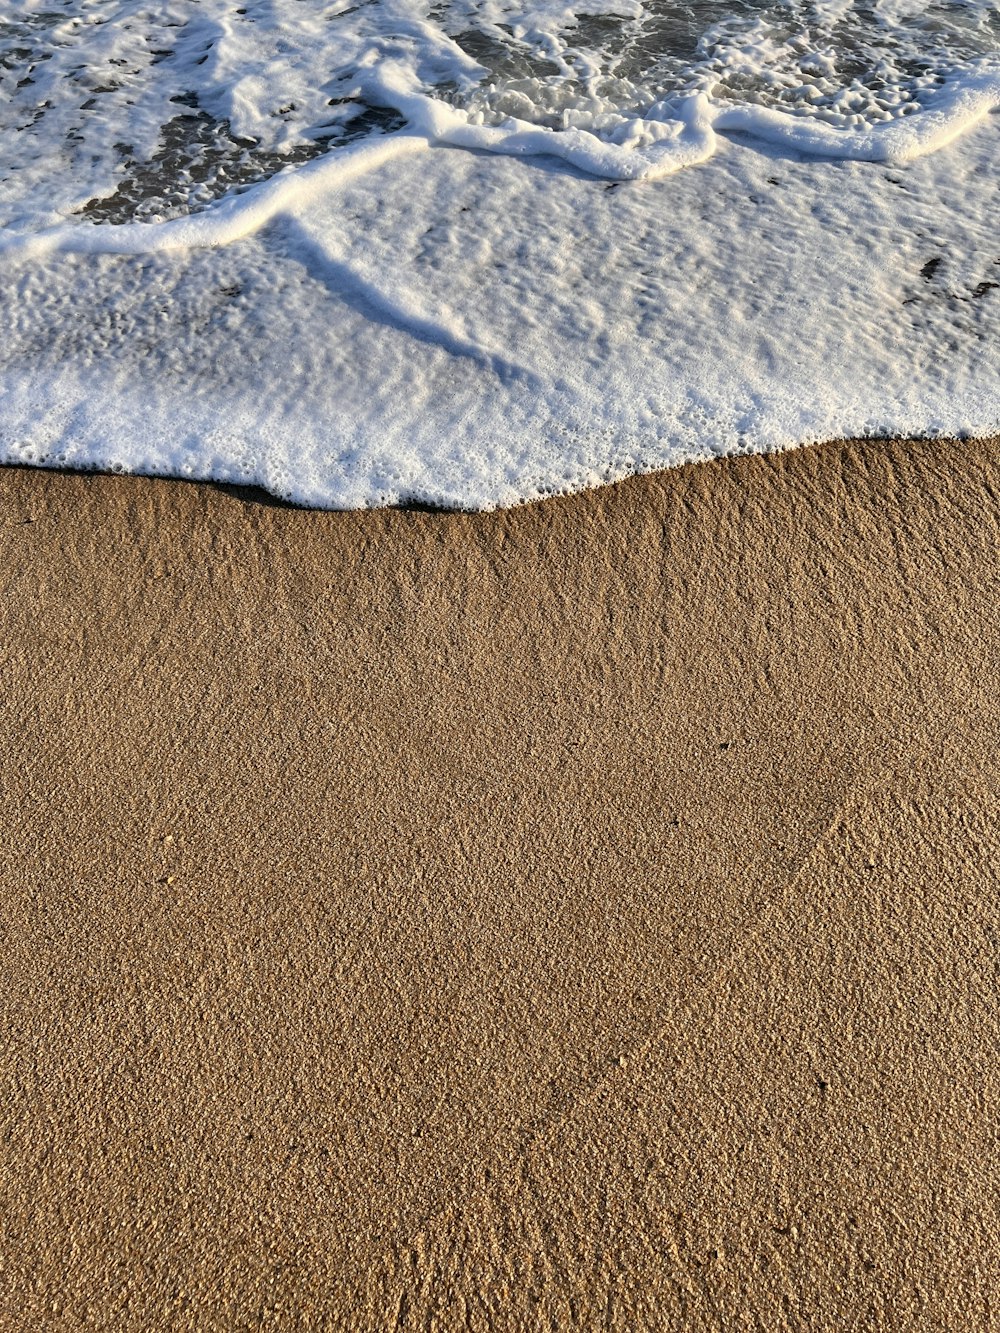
[1,2,998,507]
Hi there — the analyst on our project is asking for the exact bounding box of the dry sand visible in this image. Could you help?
[1,437,998,1330]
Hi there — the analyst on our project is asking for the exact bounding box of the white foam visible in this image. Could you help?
[4,0,999,225]
[0,134,431,259]
[0,2,998,507]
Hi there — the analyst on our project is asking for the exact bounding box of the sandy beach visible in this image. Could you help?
[1,435,998,1329]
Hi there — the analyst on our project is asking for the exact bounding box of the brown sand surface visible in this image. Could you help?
[1,437,998,1330]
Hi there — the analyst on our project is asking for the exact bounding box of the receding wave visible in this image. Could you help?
[0,3,998,507]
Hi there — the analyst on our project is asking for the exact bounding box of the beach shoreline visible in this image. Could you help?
[1,436,997,1328]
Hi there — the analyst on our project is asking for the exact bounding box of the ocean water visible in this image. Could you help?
[1,1,998,507]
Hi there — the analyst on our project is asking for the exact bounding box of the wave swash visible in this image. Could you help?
[2,0,998,507]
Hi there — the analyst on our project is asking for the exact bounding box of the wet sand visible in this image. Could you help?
[1,436,998,1329]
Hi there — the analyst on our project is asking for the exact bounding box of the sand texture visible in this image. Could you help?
[1,437,998,1330]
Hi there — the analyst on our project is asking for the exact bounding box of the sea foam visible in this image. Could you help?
[1,1,998,507]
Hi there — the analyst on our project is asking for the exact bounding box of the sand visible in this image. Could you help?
[1,436,998,1330]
